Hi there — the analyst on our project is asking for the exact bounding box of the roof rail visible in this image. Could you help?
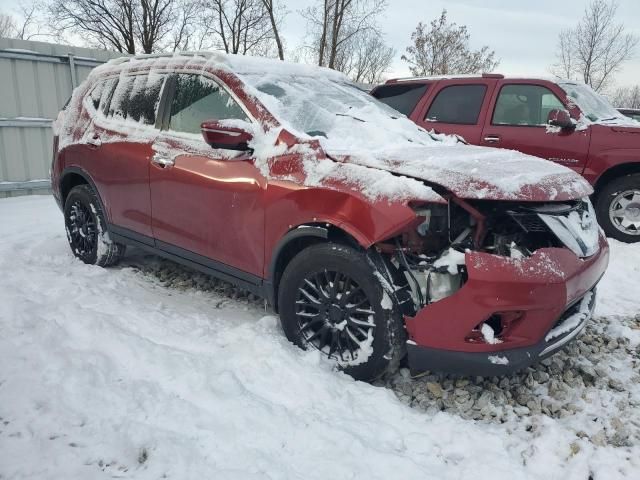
[107,50,214,65]
[389,73,504,83]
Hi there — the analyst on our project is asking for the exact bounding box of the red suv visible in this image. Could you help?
[372,75,640,242]
[52,53,609,381]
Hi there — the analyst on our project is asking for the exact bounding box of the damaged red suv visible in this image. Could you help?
[51,52,609,381]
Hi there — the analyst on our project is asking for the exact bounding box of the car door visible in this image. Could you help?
[414,81,494,144]
[480,81,591,173]
[149,72,266,278]
[79,72,166,239]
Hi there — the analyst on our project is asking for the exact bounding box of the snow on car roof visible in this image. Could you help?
[67,52,592,203]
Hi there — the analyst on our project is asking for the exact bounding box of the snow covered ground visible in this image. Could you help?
[0,195,638,479]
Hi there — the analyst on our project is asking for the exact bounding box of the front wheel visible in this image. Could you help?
[64,184,125,266]
[277,243,406,382]
[595,173,640,243]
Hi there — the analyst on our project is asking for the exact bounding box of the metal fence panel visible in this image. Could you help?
[0,37,124,197]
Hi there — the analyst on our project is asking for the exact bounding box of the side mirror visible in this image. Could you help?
[547,109,575,129]
[200,120,253,151]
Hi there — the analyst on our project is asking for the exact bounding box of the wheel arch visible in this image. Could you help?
[266,223,362,312]
[59,167,109,220]
[593,162,640,197]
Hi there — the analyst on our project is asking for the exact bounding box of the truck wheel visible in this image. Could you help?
[64,184,126,266]
[278,243,406,382]
[596,174,640,243]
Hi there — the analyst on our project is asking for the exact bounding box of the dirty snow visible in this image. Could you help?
[1,195,639,479]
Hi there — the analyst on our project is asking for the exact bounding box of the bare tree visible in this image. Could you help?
[1,3,52,41]
[610,85,640,108]
[303,0,387,69]
[48,0,190,54]
[49,0,138,53]
[348,31,394,83]
[201,0,283,57]
[137,0,175,53]
[261,0,284,60]
[402,10,499,76]
[552,0,638,92]
[0,13,16,38]
[168,0,195,50]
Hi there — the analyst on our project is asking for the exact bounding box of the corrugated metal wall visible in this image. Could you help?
[0,37,124,197]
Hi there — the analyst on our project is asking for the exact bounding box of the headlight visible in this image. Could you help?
[537,198,599,258]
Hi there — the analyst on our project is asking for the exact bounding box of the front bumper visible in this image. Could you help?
[404,234,609,377]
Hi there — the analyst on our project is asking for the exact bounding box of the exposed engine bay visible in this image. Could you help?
[375,196,599,314]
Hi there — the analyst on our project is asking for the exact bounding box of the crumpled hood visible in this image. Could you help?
[324,143,593,202]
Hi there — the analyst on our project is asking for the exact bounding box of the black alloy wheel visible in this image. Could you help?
[66,199,98,260]
[295,270,376,363]
[278,242,406,381]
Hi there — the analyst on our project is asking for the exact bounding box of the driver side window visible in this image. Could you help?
[492,84,565,126]
[168,74,249,135]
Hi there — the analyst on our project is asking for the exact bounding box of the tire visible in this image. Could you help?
[64,184,125,266]
[277,243,406,382]
[595,173,640,243]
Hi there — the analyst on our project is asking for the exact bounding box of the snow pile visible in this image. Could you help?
[1,196,639,479]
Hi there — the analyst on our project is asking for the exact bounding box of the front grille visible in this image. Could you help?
[509,213,548,233]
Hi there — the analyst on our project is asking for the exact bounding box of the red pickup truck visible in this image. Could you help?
[372,74,640,243]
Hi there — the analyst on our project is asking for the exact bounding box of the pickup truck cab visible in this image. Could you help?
[372,74,640,242]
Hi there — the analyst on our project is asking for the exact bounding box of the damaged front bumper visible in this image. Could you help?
[404,234,609,377]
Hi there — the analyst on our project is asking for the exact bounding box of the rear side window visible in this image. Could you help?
[87,78,117,114]
[168,74,248,135]
[372,83,428,116]
[425,85,487,125]
[107,73,167,125]
[493,84,565,126]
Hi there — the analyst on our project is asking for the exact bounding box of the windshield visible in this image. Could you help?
[558,82,623,122]
[238,73,443,151]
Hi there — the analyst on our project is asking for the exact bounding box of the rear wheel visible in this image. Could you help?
[64,184,125,266]
[596,174,640,243]
[278,243,405,381]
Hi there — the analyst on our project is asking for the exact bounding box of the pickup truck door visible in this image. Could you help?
[480,81,590,173]
[414,79,495,144]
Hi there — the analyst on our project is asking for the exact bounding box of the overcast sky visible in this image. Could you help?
[3,0,639,87]
[282,0,640,87]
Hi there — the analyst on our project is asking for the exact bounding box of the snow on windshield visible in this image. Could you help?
[237,72,446,150]
[559,82,638,126]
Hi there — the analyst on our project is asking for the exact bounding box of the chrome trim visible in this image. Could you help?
[540,316,588,356]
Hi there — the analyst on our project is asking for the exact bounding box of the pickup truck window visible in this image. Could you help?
[371,83,428,116]
[493,84,564,126]
[425,84,487,125]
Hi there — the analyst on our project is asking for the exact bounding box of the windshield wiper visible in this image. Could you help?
[336,112,365,122]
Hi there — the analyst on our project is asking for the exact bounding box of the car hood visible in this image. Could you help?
[324,143,593,202]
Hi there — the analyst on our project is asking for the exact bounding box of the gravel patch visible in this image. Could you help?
[123,251,640,449]
[379,314,640,448]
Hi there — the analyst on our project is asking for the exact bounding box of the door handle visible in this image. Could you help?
[483,135,501,144]
[87,135,102,148]
[151,155,175,169]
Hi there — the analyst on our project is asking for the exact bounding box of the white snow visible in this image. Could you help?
[433,248,466,275]
[488,355,510,365]
[559,81,640,128]
[57,52,592,205]
[1,195,639,479]
[546,292,594,342]
[481,323,502,345]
